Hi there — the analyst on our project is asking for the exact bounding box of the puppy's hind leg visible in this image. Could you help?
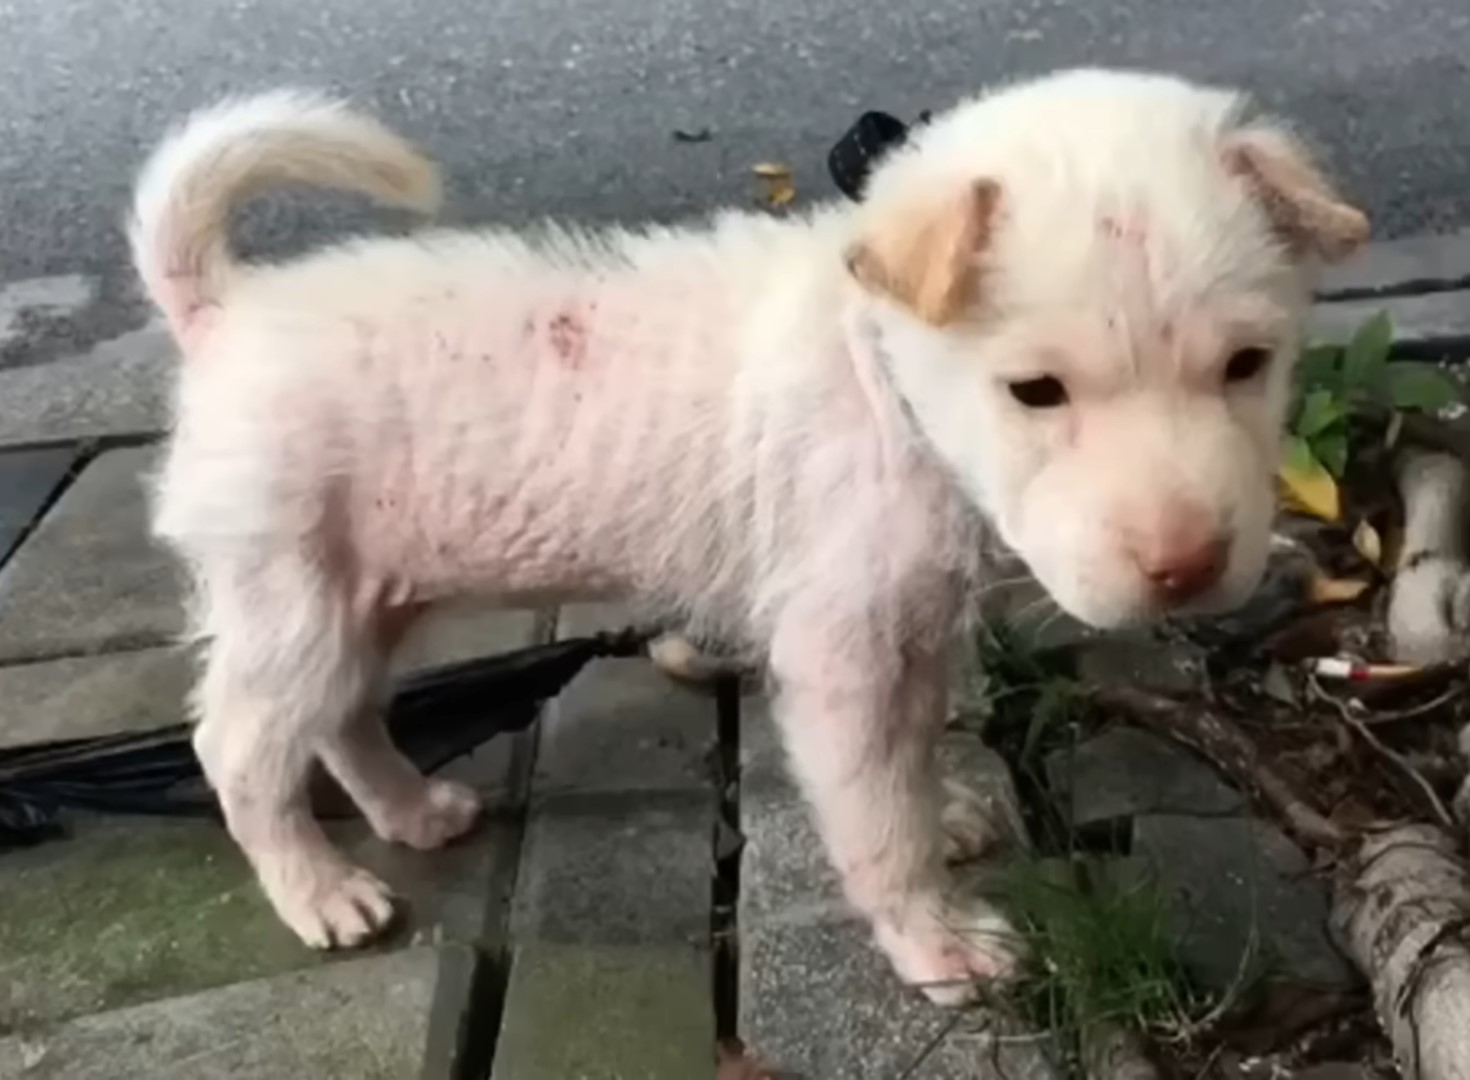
[191,553,395,949]
[315,601,483,852]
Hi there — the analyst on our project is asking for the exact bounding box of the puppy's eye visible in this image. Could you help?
[1224,347,1271,384]
[1008,376,1069,409]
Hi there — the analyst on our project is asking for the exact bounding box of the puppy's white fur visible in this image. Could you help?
[130,70,1365,1002]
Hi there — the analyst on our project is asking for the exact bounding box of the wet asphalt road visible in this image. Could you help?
[2,0,1469,357]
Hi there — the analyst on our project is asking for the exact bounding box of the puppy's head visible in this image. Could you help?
[846,68,1367,630]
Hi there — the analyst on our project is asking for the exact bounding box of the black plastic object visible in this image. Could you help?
[0,629,648,850]
[826,110,912,200]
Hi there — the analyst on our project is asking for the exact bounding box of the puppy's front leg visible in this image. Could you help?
[770,618,1018,1005]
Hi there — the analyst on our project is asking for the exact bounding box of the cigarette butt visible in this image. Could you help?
[1309,657,1419,681]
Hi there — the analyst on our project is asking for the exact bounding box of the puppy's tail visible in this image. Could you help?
[128,90,442,344]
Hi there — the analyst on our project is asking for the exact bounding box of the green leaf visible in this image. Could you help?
[1341,312,1393,396]
[1296,344,1341,392]
[1294,388,1346,438]
[1278,442,1341,521]
[1284,433,1316,474]
[1314,430,1350,478]
[1386,363,1463,413]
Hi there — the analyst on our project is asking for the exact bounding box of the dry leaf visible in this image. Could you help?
[1351,520,1383,567]
[1308,574,1371,605]
[752,162,796,208]
[1380,520,1406,573]
[764,177,796,206]
[717,1038,775,1080]
[1277,459,1340,522]
[1384,409,1405,449]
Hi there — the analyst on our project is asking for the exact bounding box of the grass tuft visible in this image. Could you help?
[1000,859,1200,1042]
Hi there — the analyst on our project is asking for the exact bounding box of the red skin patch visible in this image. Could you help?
[547,310,589,369]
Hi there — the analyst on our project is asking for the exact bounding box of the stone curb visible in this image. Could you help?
[1311,289,1470,352]
[1318,227,1470,300]
[0,325,172,449]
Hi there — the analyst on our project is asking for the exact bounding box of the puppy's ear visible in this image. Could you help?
[1222,125,1368,263]
[845,179,1002,326]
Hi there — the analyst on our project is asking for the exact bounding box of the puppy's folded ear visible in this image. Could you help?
[845,179,1002,326]
[1222,125,1369,263]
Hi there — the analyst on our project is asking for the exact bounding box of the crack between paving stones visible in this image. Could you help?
[0,634,182,669]
[422,609,557,1080]
[1318,273,1470,304]
[0,440,97,578]
[712,676,743,1047]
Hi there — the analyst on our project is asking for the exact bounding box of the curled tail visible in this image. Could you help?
[128,90,442,344]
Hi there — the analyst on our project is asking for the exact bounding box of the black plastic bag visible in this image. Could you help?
[0,629,646,849]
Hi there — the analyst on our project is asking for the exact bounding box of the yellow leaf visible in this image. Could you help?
[1308,574,1370,604]
[1277,458,1340,521]
[1352,519,1383,567]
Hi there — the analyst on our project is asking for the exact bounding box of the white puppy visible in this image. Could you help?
[129,68,1365,1003]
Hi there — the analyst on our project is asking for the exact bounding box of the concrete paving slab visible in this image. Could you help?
[0,446,78,567]
[1320,229,1470,298]
[0,326,173,448]
[0,646,190,749]
[0,446,181,662]
[0,947,438,1080]
[1311,290,1470,349]
[490,943,713,1080]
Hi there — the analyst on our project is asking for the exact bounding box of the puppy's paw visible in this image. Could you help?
[276,865,398,950]
[377,779,483,851]
[648,631,750,685]
[874,894,1021,1007]
[940,778,1001,863]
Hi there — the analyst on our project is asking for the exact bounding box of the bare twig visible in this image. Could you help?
[1362,404,1470,463]
[1081,1024,1159,1080]
[892,1009,964,1080]
[717,1038,776,1080]
[1092,685,1347,850]
[1359,683,1470,727]
[1156,921,1259,1044]
[1187,1044,1225,1080]
[1311,678,1457,831]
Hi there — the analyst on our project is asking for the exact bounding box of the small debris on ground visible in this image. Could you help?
[717,1037,776,1079]
[751,162,796,208]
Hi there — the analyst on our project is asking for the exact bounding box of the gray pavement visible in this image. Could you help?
[2,0,1470,363]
